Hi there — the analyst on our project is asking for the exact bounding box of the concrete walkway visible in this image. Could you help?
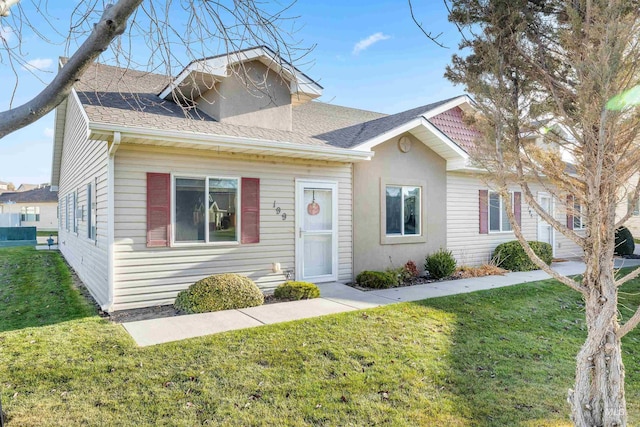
[123,258,640,347]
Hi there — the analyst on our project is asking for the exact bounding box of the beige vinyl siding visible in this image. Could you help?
[616,173,640,237]
[57,94,110,307]
[447,171,583,266]
[112,145,353,311]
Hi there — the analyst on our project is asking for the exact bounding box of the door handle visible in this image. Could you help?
[299,227,304,238]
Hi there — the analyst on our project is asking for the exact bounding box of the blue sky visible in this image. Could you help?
[0,1,463,186]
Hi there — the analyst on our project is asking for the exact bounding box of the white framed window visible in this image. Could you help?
[574,201,586,230]
[20,206,40,222]
[380,178,426,245]
[87,179,97,240]
[72,191,78,233]
[65,195,70,231]
[385,185,421,236]
[173,176,239,244]
[489,191,514,232]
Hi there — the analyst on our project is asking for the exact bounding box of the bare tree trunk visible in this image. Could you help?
[569,254,626,426]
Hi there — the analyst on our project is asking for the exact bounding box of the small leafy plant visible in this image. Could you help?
[425,249,457,279]
[174,273,264,313]
[356,271,397,289]
[492,240,552,272]
[273,281,320,300]
[404,260,419,279]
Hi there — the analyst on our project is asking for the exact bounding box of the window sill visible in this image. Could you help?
[380,234,426,245]
[171,241,240,248]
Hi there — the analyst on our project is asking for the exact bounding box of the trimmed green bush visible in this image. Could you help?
[274,281,320,300]
[492,240,553,272]
[615,226,635,256]
[356,271,397,289]
[174,273,264,314]
[425,249,457,279]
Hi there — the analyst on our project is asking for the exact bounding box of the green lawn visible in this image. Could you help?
[36,230,58,237]
[1,247,640,426]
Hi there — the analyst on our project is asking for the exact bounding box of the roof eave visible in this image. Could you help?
[351,117,469,169]
[87,122,374,163]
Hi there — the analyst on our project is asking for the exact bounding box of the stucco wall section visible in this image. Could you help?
[112,145,353,311]
[196,60,292,131]
[57,94,110,307]
[353,134,447,274]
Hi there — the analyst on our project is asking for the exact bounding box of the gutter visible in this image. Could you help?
[104,131,121,312]
[88,122,374,162]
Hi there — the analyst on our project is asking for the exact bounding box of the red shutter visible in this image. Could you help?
[479,190,489,234]
[514,192,522,226]
[147,173,171,247]
[566,194,574,230]
[241,178,260,244]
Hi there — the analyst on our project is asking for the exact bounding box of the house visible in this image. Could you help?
[0,181,14,194]
[0,185,58,231]
[51,47,583,312]
[16,183,40,192]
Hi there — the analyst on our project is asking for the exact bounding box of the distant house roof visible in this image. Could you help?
[0,185,57,204]
[16,184,39,192]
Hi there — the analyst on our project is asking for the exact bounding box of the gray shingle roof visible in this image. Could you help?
[310,98,460,148]
[0,186,57,203]
[73,61,465,150]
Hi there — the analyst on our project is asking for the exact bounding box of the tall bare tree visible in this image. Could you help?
[443,0,640,425]
[0,0,309,138]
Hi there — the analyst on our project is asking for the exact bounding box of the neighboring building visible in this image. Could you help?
[16,183,40,192]
[0,181,14,194]
[51,47,583,312]
[0,185,58,231]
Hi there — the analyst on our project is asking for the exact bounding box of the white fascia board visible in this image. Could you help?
[422,95,476,119]
[420,117,470,160]
[88,123,373,162]
[353,117,469,162]
[354,118,425,151]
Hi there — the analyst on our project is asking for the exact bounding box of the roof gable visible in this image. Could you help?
[158,46,322,106]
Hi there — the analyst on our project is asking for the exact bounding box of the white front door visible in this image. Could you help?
[295,180,338,282]
[537,193,555,255]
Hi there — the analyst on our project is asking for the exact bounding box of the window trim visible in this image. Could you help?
[380,178,427,245]
[171,173,241,247]
[488,190,515,234]
[573,201,587,230]
[87,180,97,241]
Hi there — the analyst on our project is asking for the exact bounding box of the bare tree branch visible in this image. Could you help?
[0,0,142,138]
[408,0,448,49]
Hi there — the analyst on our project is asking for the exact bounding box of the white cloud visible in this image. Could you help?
[43,127,54,138]
[352,32,391,55]
[22,58,53,72]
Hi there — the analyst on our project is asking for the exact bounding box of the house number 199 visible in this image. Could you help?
[273,201,287,220]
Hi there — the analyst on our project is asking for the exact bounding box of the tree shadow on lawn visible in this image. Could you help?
[411,277,640,426]
[0,247,96,333]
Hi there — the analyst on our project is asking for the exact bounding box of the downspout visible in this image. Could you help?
[105,131,121,312]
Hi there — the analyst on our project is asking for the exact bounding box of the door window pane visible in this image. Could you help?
[304,188,332,231]
[386,186,402,234]
[403,186,420,235]
[208,178,238,242]
[175,178,206,242]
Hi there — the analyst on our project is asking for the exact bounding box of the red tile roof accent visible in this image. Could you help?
[429,106,480,152]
